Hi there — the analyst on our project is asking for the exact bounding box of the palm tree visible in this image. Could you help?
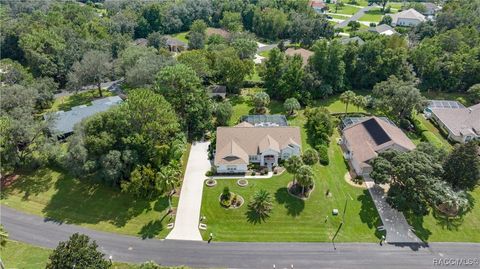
[353,95,367,112]
[284,155,303,184]
[340,90,356,114]
[296,165,315,197]
[159,161,181,212]
[248,190,273,219]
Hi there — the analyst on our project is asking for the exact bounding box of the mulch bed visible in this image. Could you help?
[287,181,314,200]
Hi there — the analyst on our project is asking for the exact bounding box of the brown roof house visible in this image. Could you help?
[341,117,415,176]
[429,103,480,143]
[285,48,314,67]
[214,122,302,173]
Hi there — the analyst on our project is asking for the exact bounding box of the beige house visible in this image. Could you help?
[285,48,314,67]
[341,117,416,176]
[390,8,426,27]
[430,103,480,143]
[214,122,302,173]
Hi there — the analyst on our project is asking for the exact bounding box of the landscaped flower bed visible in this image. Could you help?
[287,181,315,200]
[219,187,244,209]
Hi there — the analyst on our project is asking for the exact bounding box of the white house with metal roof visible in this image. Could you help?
[390,8,426,27]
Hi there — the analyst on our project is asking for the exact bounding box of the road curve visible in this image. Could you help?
[2,206,480,269]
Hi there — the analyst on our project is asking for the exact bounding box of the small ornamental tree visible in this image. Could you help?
[46,233,109,269]
[302,148,319,165]
[284,97,301,115]
[340,90,356,114]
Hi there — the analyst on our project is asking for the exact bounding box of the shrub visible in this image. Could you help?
[412,117,428,134]
[317,145,329,165]
[302,148,319,165]
[421,131,444,148]
[222,187,231,200]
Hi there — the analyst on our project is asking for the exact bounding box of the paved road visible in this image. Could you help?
[365,177,421,243]
[2,206,480,268]
[166,141,211,241]
[334,5,377,28]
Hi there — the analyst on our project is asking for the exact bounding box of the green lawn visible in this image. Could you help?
[171,31,189,44]
[246,65,263,82]
[201,97,381,242]
[48,90,113,112]
[330,14,351,20]
[1,240,51,269]
[359,8,384,22]
[415,114,452,150]
[1,167,176,239]
[258,50,270,58]
[327,4,361,15]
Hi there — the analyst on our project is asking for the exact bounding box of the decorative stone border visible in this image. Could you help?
[237,179,248,187]
[218,193,245,209]
[205,179,217,187]
[286,181,315,200]
[344,172,366,189]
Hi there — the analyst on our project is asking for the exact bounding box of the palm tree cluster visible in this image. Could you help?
[339,90,368,114]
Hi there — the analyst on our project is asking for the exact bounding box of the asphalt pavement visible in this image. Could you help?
[2,206,480,269]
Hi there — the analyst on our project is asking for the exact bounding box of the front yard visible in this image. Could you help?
[1,167,178,239]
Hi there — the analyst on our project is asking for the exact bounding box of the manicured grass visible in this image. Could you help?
[1,240,51,269]
[1,167,176,239]
[327,4,361,15]
[171,31,189,44]
[407,187,480,242]
[258,50,270,58]
[330,14,351,20]
[359,8,384,22]
[48,90,113,112]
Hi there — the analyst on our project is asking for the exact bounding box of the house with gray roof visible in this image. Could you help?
[214,121,301,173]
[390,8,426,27]
[45,96,122,137]
[429,103,480,143]
[339,36,365,45]
[368,24,398,36]
[422,2,441,16]
[165,36,186,52]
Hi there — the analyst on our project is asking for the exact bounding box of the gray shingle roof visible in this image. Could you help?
[46,96,122,135]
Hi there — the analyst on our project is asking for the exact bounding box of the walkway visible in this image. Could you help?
[166,141,211,241]
[334,5,377,28]
[3,206,480,269]
[364,176,421,243]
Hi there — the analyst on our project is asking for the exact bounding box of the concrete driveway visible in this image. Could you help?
[334,5,377,28]
[166,141,211,241]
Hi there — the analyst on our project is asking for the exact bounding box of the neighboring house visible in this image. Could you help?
[390,8,426,27]
[165,36,187,52]
[429,103,480,143]
[309,0,329,14]
[206,27,231,39]
[214,121,302,173]
[285,48,314,67]
[368,24,398,36]
[208,84,226,99]
[339,36,365,45]
[422,2,441,16]
[45,96,123,138]
[341,117,416,176]
[133,38,148,46]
